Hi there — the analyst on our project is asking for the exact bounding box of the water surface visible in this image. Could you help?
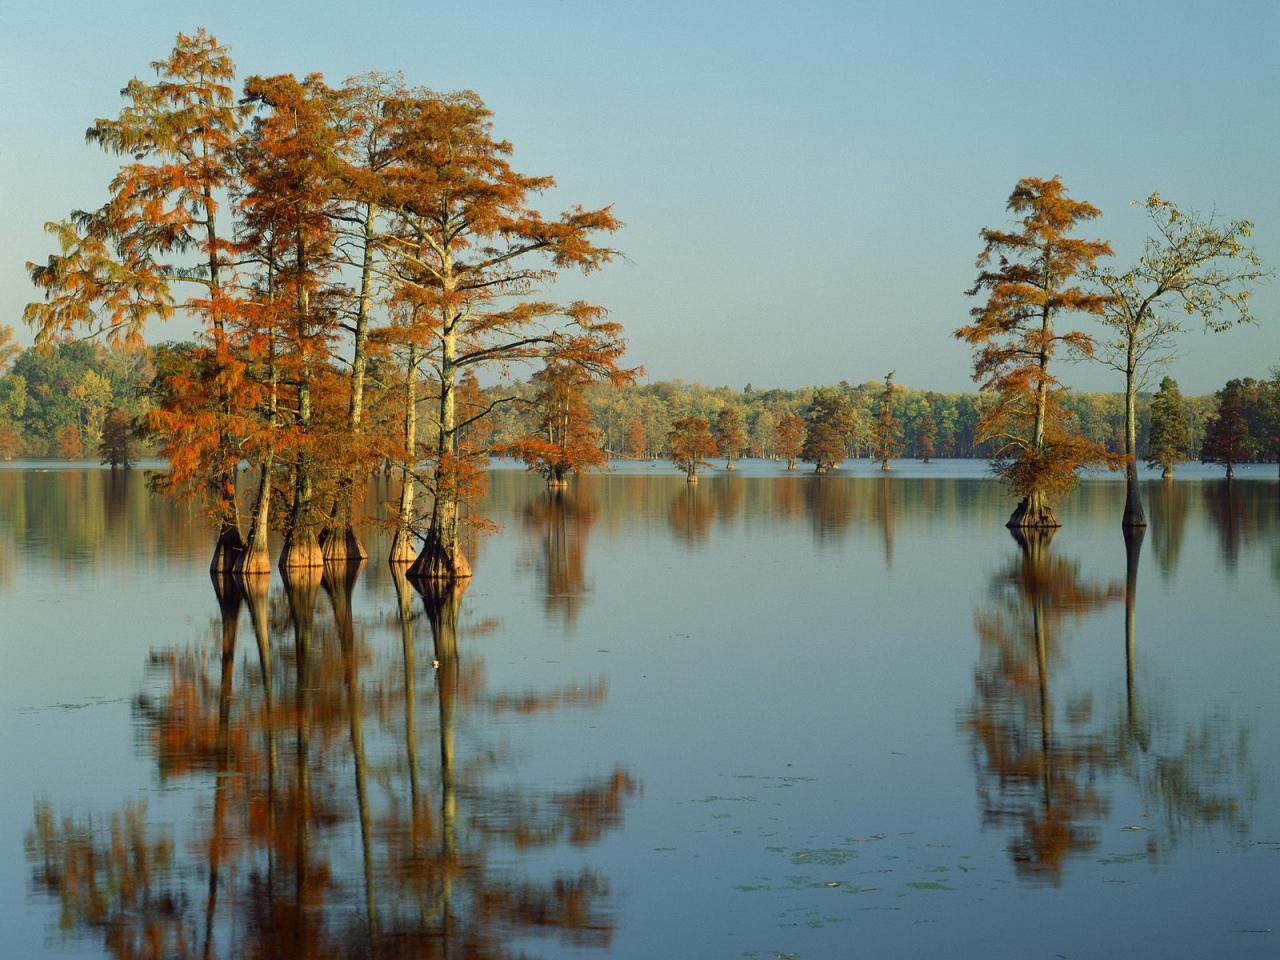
[2,462,1277,958]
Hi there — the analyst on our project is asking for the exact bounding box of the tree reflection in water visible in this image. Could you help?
[965,528,1255,884]
[521,487,596,627]
[26,564,637,959]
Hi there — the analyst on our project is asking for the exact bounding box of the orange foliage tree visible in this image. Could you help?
[26,29,251,571]
[957,176,1118,528]
[508,360,617,486]
[666,415,717,482]
[377,89,629,581]
[775,412,805,470]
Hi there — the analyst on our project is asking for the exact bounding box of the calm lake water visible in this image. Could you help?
[2,461,1277,958]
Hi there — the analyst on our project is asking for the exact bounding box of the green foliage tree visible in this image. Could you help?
[1146,377,1192,479]
[1201,379,1253,479]
[1091,194,1267,526]
[99,407,135,469]
[870,371,901,470]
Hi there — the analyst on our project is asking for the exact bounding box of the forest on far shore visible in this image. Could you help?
[1,335,1274,468]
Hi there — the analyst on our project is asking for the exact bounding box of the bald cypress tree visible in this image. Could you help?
[957,176,1118,528]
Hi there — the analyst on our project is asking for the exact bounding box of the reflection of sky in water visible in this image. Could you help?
[1,465,1277,958]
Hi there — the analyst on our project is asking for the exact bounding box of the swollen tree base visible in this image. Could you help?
[280,534,325,569]
[235,545,272,575]
[322,524,369,563]
[209,526,246,575]
[1121,477,1148,528]
[1006,493,1060,529]
[407,536,472,581]
[388,528,417,565]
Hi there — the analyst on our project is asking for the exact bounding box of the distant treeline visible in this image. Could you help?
[2,339,1274,466]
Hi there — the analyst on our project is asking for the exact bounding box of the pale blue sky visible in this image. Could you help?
[3,0,1277,392]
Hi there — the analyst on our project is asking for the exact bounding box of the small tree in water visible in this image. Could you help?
[713,406,746,470]
[1201,379,1253,480]
[508,360,610,488]
[957,176,1118,528]
[99,408,134,469]
[802,389,855,473]
[667,416,716,482]
[917,402,936,463]
[1146,376,1192,479]
[870,371,902,471]
[776,412,805,470]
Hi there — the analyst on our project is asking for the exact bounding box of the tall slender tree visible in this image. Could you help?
[870,371,901,471]
[1091,193,1266,526]
[957,176,1118,528]
[25,29,251,570]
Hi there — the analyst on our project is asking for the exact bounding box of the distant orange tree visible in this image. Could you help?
[508,360,616,487]
[958,176,1119,528]
[775,412,805,470]
[667,416,717,482]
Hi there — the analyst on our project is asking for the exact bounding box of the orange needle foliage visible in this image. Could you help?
[957,176,1120,528]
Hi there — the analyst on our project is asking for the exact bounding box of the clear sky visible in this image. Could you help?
[3,0,1277,393]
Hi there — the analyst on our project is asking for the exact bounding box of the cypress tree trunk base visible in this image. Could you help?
[686,473,699,484]
[388,528,417,565]
[235,545,272,575]
[547,477,569,491]
[322,524,368,563]
[725,462,734,471]
[881,461,890,472]
[408,535,472,581]
[1162,467,1173,480]
[210,526,246,575]
[1122,476,1147,528]
[1006,492,1060,529]
[787,462,796,471]
[280,535,324,569]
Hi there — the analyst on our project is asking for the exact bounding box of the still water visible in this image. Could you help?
[2,462,1277,958]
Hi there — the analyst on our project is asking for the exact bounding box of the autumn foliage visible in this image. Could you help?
[958,177,1119,528]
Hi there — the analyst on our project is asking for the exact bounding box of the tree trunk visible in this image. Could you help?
[1007,490,1060,528]
[237,455,274,574]
[389,345,419,565]
[1122,356,1146,527]
[280,379,323,568]
[323,202,378,563]
[410,318,472,581]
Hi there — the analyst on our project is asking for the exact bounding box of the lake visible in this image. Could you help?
[2,461,1277,958]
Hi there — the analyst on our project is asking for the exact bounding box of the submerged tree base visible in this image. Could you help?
[1006,493,1060,529]
[209,526,246,575]
[687,474,699,484]
[387,528,417,565]
[407,536,473,581]
[322,524,368,563]
[279,535,324,569]
[235,546,272,575]
[547,477,570,491]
